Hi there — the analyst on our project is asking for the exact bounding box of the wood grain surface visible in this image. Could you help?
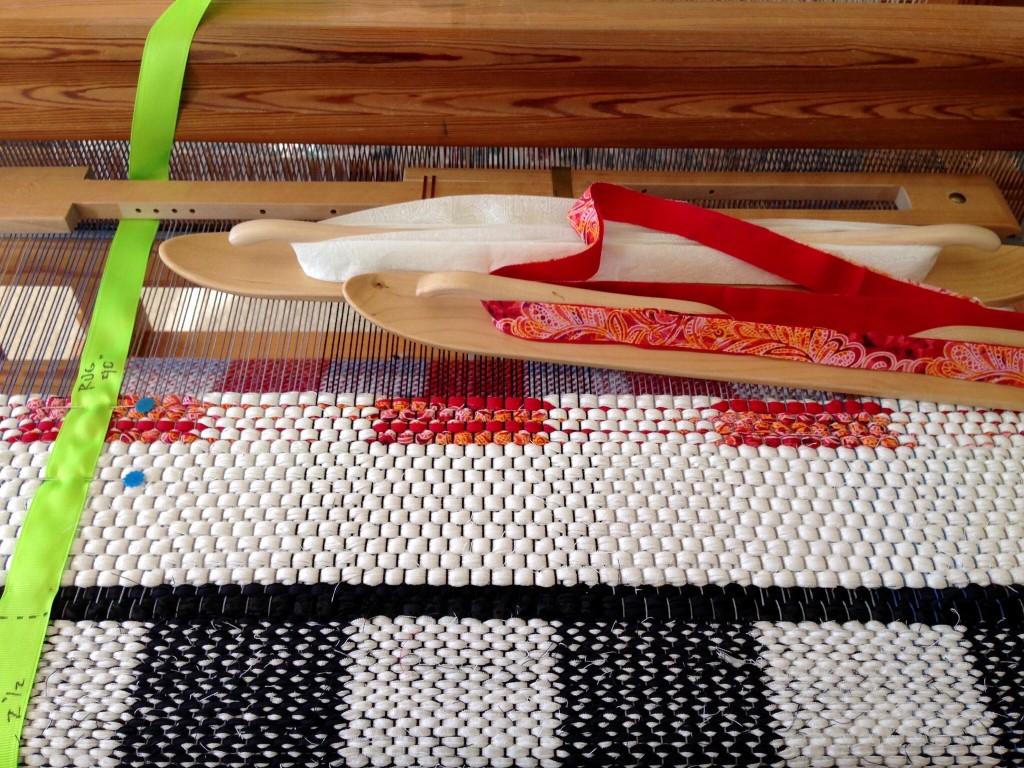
[0,1,1021,148]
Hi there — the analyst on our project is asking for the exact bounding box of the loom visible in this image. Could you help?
[2,1,1024,766]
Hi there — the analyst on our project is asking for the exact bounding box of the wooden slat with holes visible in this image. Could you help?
[1,167,1020,236]
[0,2,1022,149]
[421,169,1022,235]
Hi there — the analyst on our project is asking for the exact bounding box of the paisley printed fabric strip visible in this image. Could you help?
[487,184,1024,388]
[485,301,1024,388]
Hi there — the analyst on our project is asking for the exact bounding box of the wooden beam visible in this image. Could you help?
[2,167,1018,235]
[0,2,1021,149]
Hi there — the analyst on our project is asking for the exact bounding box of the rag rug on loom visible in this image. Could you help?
[2,367,1024,767]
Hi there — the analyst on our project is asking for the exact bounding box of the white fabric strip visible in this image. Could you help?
[753,621,998,767]
[20,621,151,768]
[293,196,940,285]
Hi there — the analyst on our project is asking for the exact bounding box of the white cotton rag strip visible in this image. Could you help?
[291,195,940,285]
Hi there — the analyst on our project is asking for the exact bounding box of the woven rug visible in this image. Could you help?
[2,384,1024,767]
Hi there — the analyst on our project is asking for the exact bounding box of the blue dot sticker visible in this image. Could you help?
[135,397,156,414]
[124,470,146,488]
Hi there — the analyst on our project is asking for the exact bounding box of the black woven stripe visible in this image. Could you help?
[963,625,1024,766]
[38,582,1024,626]
[555,621,782,767]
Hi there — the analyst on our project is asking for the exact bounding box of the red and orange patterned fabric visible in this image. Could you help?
[486,301,1024,388]
[488,184,1024,389]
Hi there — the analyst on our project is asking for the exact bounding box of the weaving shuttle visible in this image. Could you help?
[342,270,1024,411]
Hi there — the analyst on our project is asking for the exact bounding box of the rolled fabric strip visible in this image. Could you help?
[292,194,940,285]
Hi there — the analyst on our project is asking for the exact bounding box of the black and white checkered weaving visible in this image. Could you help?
[3,391,1023,767]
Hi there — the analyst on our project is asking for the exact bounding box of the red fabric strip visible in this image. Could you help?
[492,183,1024,337]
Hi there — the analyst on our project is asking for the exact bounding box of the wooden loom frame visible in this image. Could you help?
[0,0,1023,388]
[1,1,1023,150]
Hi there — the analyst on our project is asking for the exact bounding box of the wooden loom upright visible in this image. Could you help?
[1,0,1023,399]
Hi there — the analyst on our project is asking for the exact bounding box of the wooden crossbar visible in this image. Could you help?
[0,2,1022,149]
[1,167,1019,235]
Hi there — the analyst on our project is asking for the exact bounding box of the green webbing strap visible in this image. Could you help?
[128,0,212,183]
[0,2,210,764]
